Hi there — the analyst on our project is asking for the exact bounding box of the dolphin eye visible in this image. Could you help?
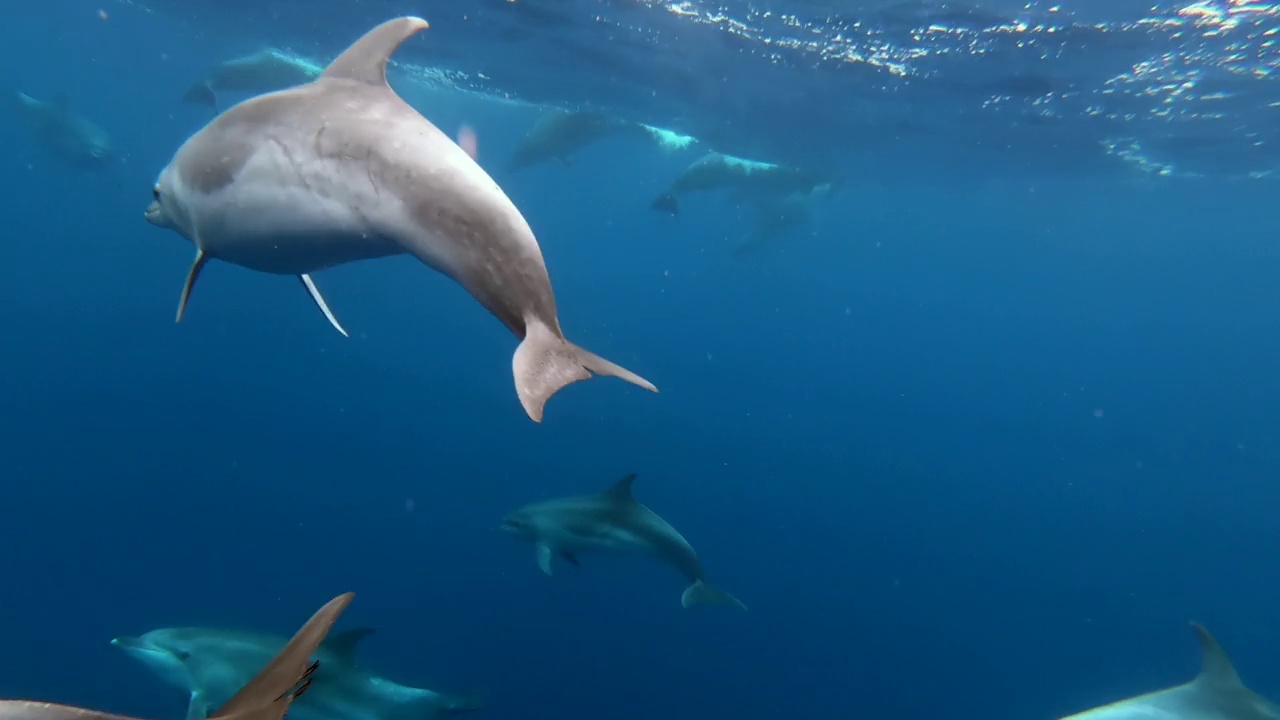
[153,186,161,201]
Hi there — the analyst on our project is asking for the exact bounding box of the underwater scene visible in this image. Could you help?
[2,0,1279,719]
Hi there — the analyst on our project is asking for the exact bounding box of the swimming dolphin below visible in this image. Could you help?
[0,592,353,720]
[650,151,838,217]
[1059,623,1280,720]
[113,623,481,720]
[145,16,656,422]
[12,91,113,167]
[183,49,325,113]
[500,472,747,611]
[732,182,837,258]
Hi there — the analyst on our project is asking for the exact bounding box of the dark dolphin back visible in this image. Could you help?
[214,592,355,718]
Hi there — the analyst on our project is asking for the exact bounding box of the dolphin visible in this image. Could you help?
[650,151,838,217]
[732,182,836,258]
[508,109,647,171]
[12,91,113,168]
[113,624,481,720]
[1059,623,1280,720]
[144,16,656,422]
[183,50,325,113]
[0,592,353,720]
[500,472,747,611]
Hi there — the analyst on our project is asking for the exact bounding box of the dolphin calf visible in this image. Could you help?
[144,16,656,422]
[0,592,353,720]
[113,622,481,720]
[650,151,838,217]
[1059,623,1280,720]
[184,49,325,113]
[500,472,747,611]
[13,91,112,167]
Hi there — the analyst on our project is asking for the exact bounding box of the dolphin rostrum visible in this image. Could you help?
[113,623,482,720]
[144,16,656,421]
[0,592,353,720]
[1059,623,1280,720]
[500,473,747,611]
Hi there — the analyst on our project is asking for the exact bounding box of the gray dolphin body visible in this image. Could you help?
[0,593,353,720]
[651,151,838,217]
[113,625,481,720]
[508,109,648,171]
[13,92,113,167]
[500,473,747,611]
[733,182,836,258]
[1060,623,1280,720]
[144,16,656,422]
[183,50,324,113]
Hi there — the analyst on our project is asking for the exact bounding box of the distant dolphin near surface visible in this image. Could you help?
[651,151,840,217]
[508,108,698,171]
[1059,623,1280,720]
[0,592,353,720]
[144,16,657,422]
[113,623,483,720]
[732,181,837,258]
[500,472,747,611]
[12,91,113,168]
[183,49,325,113]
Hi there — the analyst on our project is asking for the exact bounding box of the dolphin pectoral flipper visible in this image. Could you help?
[681,579,748,612]
[176,249,210,323]
[559,550,580,567]
[536,543,555,576]
[298,274,349,337]
[512,320,657,422]
[185,691,210,720]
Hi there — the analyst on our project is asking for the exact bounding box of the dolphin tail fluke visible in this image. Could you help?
[182,82,219,113]
[650,193,679,216]
[681,580,747,611]
[512,320,657,422]
[441,691,487,715]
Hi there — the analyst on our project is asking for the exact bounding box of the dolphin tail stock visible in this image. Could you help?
[512,319,657,422]
[650,193,679,216]
[680,579,747,612]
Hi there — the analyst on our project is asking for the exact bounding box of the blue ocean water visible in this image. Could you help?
[2,1,1279,720]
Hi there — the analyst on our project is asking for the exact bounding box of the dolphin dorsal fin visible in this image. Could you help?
[1191,623,1244,688]
[603,473,639,503]
[321,16,428,87]
[322,627,374,662]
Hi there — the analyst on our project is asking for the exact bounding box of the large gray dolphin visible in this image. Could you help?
[144,16,656,422]
[0,592,353,720]
[183,50,324,113]
[500,473,747,611]
[1059,623,1280,720]
[650,151,839,217]
[13,91,113,168]
[113,624,481,720]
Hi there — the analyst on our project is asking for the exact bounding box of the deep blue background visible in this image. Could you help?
[2,3,1279,720]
